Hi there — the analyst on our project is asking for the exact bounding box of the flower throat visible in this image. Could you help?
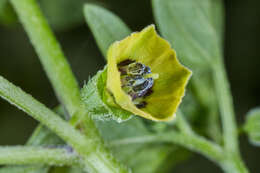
[117,60,158,108]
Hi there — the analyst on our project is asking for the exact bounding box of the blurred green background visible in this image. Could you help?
[0,0,259,172]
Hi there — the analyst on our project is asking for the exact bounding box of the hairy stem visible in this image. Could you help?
[0,146,79,166]
[0,76,128,173]
[10,0,80,117]
[176,111,193,135]
[220,155,249,173]
[110,131,224,163]
[212,58,249,172]
[212,58,238,153]
[110,130,249,173]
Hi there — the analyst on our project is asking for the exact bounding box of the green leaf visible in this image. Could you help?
[152,0,223,69]
[1,0,89,29]
[152,0,224,96]
[39,0,86,31]
[0,0,7,12]
[244,107,260,146]
[152,0,224,142]
[97,118,191,173]
[203,0,225,43]
[81,68,133,122]
[97,117,150,141]
[152,0,224,86]
[99,118,150,168]
[96,118,155,173]
[125,144,190,173]
[0,0,17,26]
[84,3,131,57]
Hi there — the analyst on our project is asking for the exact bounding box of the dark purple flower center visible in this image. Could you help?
[118,60,155,108]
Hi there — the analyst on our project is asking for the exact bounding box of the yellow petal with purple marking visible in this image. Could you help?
[106,25,192,121]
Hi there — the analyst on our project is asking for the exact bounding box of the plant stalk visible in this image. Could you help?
[212,58,238,153]
[0,75,127,173]
[110,131,249,173]
[0,146,79,166]
[220,155,249,173]
[212,57,249,172]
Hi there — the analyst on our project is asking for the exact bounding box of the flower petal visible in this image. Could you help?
[107,25,192,121]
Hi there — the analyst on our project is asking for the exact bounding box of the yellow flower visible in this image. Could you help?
[106,25,191,121]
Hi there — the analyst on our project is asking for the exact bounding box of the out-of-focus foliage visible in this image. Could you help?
[39,0,88,31]
[0,0,92,31]
[244,108,260,146]
[0,0,17,26]
[0,166,49,173]
[153,0,224,69]
[84,4,131,57]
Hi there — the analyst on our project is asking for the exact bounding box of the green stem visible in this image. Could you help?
[9,0,80,117]
[110,131,224,163]
[164,131,225,163]
[0,107,66,173]
[176,110,193,135]
[212,58,249,172]
[0,146,79,166]
[220,155,249,173]
[0,76,128,173]
[110,130,249,173]
[212,58,238,152]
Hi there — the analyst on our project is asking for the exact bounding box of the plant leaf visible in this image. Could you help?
[152,0,223,69]
[97,118,170,173]
[39,0,86,31]
[244,107,260,146]
[96,118,191,173]
[0,0,17,26]
[84,3,131,57]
